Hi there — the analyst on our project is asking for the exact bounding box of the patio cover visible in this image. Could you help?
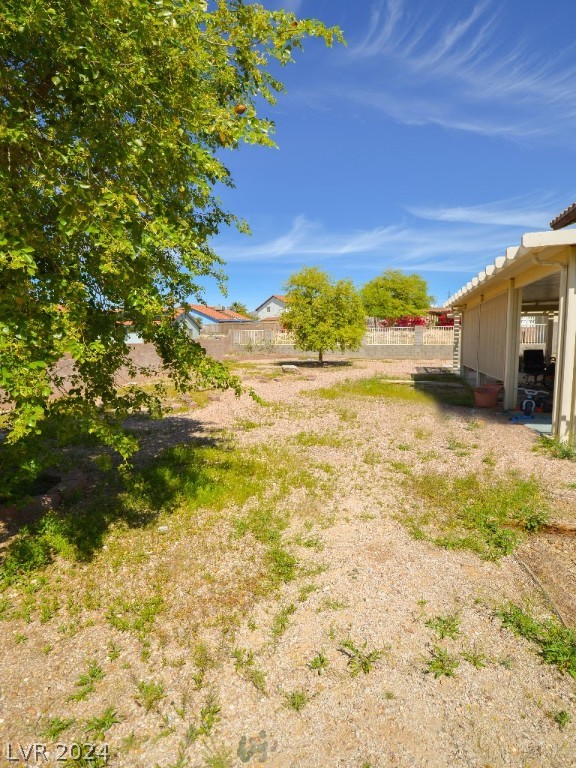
[445,230,576,443]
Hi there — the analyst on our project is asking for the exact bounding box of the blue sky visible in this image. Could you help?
[205,0,576,311]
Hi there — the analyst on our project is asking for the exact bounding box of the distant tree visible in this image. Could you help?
[282,267,366,365]
[228,302,249,316]
[361,270,433,321]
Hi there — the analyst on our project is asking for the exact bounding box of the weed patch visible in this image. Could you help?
[425,613,461,640]
[425,646,460,678]
[292,431,344,448]
[534,435,576,462]
[308,651,329,675]
[401,472,550,560]
[135,680,165,713]
[233,648,267,693]
[283,689,309,712]
[497,604,576,679]
[272,604,296,638]
[308,377,434,405]
[339,639,386,676]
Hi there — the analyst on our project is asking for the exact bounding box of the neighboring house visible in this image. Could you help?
[254,295,286,320]
[187,304,251,324]
[125,309,203,343]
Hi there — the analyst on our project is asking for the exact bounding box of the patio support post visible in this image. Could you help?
[553,247,576,443]
[503,281,522,410]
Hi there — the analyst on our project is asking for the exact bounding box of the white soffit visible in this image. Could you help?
[444,230,576,307]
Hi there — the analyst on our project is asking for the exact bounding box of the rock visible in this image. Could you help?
[57,469,88,496]
[281,364,299,373]
[208,394,221,402]
[158,525,169,533]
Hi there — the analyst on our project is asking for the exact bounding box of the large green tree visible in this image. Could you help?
[0,1,341,464]
[282,267,366,365]
[361,269,433,321]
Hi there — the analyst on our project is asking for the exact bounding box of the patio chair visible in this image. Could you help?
[522,349,546,384]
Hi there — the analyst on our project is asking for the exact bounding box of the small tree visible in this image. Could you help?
[361,270,433,322]
[282,267,366,365]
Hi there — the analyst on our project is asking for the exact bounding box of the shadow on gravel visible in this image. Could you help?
[0,414,224,585]
[273,359,354,369]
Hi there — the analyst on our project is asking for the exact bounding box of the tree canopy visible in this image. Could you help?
[281,267,366,365]
[0,1,342,469]
[228,302,250,317]
[360,270,433,321]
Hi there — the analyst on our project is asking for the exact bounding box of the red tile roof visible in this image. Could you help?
[218,308,252,321]
[187,304,249,322]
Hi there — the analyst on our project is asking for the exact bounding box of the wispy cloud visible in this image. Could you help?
[216,205,550,273]
[342,0,576,140]
[407,194,559,228]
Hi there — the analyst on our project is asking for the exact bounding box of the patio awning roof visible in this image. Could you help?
[444,230,576,310]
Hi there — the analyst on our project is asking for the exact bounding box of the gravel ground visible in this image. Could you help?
[1,358,575,768]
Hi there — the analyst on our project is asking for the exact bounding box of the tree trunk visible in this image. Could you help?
[318,350,324,366]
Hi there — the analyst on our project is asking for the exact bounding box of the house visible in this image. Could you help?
[254,295,286,320]
[125,309,203,343]
[186,304,251,325]
[445,225,576,443]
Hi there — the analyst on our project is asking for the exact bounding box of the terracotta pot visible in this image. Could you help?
[473,386,499,408]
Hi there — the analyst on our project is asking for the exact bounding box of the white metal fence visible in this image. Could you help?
[363,328,416,345]
[520,324,547,344]
[235,326,454,347]
[423,327,455,345]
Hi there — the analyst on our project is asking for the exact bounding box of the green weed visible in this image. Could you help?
[192,643,216,690]
[339,639,386,676]
[135,680,165,713]
[425,646,460,678]
[202,744,233,768]
[199,694,221,735]
[461,647,487,669]
[85,708,121,739]
[294,534,324,551]
[362,449,382,465]
[549,710,571,730]
[446,438,470,457]
[308,651,329,675]
[534,435,576,461]
[41,717,76,741]
[107,641,121,661]
[233,648,267,693]
[106,594,162,636]
[309,377,434,404]
[425,613,461,640]
[293,431,344,448]
[283,689,309,712]
[403,472,550,560]
[298,583,318,602]
[497,604,576,679]
[69,660,104,701]
[272,604,296,638]
[317,598,347,612]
